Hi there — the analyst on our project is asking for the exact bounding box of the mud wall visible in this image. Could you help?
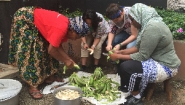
[173,40,185,80]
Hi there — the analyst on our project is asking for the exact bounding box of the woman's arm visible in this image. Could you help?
[110,46,138,61]
[91,38,100,49]
[81,37,87,45]
[114,24,138,50]
[130,25,160,61]
[106,32,115,51]
[110,53,131,61]
[120,46,138,54]
[81,37,89,49]
[121,24,138,46]
[48,44,74,68]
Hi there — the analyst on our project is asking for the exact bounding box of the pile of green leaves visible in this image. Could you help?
[156,8,185,40]
[69,67,120,103]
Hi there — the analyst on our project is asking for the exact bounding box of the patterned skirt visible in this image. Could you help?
[8,6,59,87]
[128,58,178,94]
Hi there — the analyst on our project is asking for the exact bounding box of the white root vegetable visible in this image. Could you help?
[55,89,80,100]
[87,48,94,55]
[63,64,80,74]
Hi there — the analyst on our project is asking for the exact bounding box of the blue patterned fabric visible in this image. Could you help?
[127,58,177,94]
[69,16,89,36]
[110,10,121,19]
[162,65,172,78]
[140,59,157,94]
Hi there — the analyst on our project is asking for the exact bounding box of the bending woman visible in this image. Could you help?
[8,7,89,99]
[109,3,181,105]
[81,9,110,70]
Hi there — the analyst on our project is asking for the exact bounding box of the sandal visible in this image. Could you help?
[45,75,64,84]
[29,87,43,99]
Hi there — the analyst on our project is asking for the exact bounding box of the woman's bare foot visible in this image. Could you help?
[29,86,43,99]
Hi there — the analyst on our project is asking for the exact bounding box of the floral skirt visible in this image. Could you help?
[140,59,178,94]
[128,59,178,94]
[8,6,59,87]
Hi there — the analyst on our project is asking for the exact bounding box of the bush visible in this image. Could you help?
[58,6,110,20]
[58,6,83,18]
[156,8,185,40]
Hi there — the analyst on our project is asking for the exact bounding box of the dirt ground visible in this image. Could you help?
[15,65,185,105]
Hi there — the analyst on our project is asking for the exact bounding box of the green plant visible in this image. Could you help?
[58,6,82,18]
[58,6,109,20]
[156,8,185,40]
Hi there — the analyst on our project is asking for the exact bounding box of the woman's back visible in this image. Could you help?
[131,20,180,68]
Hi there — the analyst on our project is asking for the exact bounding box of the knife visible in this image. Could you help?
[50,81,69,91]
[102,52,109,56]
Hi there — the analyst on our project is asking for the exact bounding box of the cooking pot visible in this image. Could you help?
[0,79,22,105]
[53,86,83,105]
[0,95,19,105]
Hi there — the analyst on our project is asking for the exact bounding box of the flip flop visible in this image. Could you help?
[29,88,43,99]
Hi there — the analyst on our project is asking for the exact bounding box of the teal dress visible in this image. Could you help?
[8,6,59,87]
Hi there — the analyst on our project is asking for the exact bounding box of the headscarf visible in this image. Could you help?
[69,16,89,36]
[129,3,165,41]
[128,3,167,95]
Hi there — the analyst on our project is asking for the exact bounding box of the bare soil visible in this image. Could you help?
[14,65,185,105]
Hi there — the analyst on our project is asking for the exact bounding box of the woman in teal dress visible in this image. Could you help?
[8,6,89,99]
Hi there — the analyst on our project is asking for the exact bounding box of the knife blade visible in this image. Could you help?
[102,52,109,56]
[50,82,69,91]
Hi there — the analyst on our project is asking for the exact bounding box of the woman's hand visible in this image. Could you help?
[113,44,121,51]
[106,45,113,51]
[91,45,95,50]
[109,53,119,61]
[63,59,80,74]
[113,50,122,54]
[64,59,75,69]
[83,43,89,50]
[87,48,94,55]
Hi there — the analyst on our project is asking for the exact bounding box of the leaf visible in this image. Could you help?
[156,7,185,40]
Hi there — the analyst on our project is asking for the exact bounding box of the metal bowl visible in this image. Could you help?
[0,95,19,105]
[53,86,83,105]
[0,79,22,105]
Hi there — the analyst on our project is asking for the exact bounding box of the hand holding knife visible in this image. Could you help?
[102,50,120,64]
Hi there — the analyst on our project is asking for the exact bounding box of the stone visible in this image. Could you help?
[167,0,185,11]
[0,63,19,79]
